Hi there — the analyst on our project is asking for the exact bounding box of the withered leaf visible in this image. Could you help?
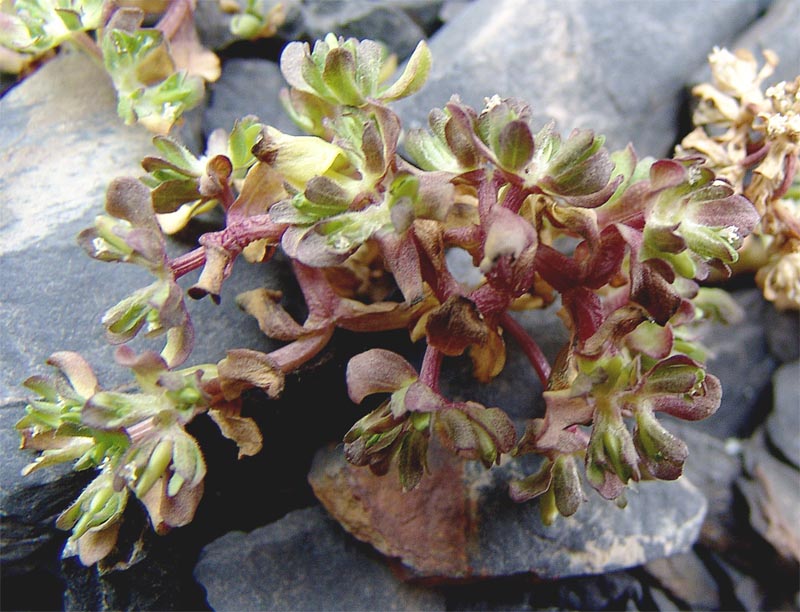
[208,408,263,459]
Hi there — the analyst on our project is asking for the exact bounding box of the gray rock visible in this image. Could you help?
[554,572,645,611]
[648,587,682,612]
[204,58,300,136]
[697,289,778,439]
[0,51,289,400]
[309,443,707,580]
[739,429,800,563]
[393,0,765,157]
[194,505,446,611]
[712,554,770,612]
[439,570,647,611]
[0,51,153,399]
[767,361,800,468]
[438,0,472,23]
[764,306,800,363]
[644,551,720,611]
[665,421,743,553]
[296,1,428,59]
[195,0,303,50]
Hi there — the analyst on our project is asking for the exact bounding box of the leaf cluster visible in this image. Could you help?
[1,0,284,132]
[17,34,781,563]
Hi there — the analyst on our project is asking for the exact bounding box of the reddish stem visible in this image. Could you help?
[499,311,551,387]
[741,141,770,167]
[501,181,527,214]
[419,344,443,392]
[169,247,206,278]
[470,282,512,315]
[443,224,482,249]
[156,0,190,39]
[774,152,797,201]
[477,172,498,223]
[169,214,285,279]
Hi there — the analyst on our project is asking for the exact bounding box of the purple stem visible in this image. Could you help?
[169,247,206,278]
[156,0,190,39]
[499,311,551,387]
[774,152,797,201]
[419,344,443,392]
[168,214,286,279]
[741,141,771,168]
[501,182,527,214]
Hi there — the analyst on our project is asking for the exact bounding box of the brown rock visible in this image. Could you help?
[309,441,708,580]
[310,441,470,577]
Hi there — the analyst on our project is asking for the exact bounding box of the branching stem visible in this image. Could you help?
[499,311,551,387]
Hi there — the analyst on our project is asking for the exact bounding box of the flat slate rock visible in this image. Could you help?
[194,505,446,611]
[665,421,743,554]
[393,0,766,157]
[764,305,800,363]
[0,51,288,401]
[204,58,300,136]
[297,0,429,59]
[309,443,707,580]
[697,289,777,439]
[644,551,721,611]
[766,361,800,468]
[739,430,800,563]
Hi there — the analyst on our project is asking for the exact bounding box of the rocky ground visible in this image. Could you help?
[1,1,799,610]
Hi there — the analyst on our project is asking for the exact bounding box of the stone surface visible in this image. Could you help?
[665,421,743,553]
[764,306,800,363]
[0,50,149,399]
[393,0,765,157]
[696,289,778,439]
[0,52,153,262]
[195,505,446,611]
[644,551,720,611]
[437,570,649,611]
[309,443,707,580]
[294,1,429,59]
[0,52,292,400]
[712,554,770,612]
[739,430,800,563]
[196,1,444,55]
[204,57,300,136]
[766,361,800,468]
[648,586,681,612]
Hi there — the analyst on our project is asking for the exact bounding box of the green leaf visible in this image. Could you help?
[228,116,263,171]
[322,46,365,106]
[497,120,534,172]
[379,40,431,102]
[398,430,428,491]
